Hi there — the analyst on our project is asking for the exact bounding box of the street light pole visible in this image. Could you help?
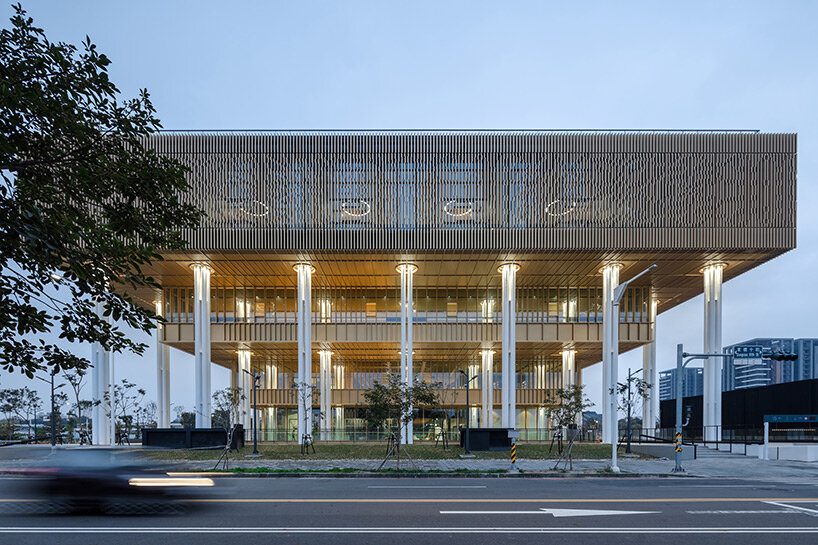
[609,264,657,472]
[34,370,58,449]
[624,367,640,454]
[242,368,262,457]
[458,369,479,455]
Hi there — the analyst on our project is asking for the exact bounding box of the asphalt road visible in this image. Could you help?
[2,475,818,544]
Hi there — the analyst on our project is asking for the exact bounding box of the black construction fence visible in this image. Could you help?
[660,378,818,443]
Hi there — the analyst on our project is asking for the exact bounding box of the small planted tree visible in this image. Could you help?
[550,384,593,470]
[104,379,145,443]
[612,371,652,453]
[212,387,244,470]
[363,373,440,470]
[292,379,316,453]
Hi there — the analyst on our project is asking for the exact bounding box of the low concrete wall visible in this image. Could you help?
[630,443,696,461]
[762,443,818,462]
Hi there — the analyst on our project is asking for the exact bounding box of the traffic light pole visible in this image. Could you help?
[673,345,733,472]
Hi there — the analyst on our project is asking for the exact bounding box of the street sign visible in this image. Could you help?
[764,414,818,423]
[733,345,763,366]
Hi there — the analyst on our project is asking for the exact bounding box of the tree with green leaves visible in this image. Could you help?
[104,378,145,442]
[212,387,245,470]
[363,373,440,469]
[0,5,201,378]
[550,384,593,470]
[63,369,94,441]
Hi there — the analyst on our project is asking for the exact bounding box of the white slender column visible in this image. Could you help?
[562,349,578,426]
[192,263,212,428]
[319,350,332,441]
[397,263,417,444]
[468,362,480,427]
[561,350,576,389]
[155,298,171,428]
[91,301,112,445]
[333,363,344,438]
[499,263,519,429]
[295,263,314,444]
[602,264,621,445]
[703,264,724,442]
[642,297,658,430]
[237,349,252,432]
[481,350,493,428]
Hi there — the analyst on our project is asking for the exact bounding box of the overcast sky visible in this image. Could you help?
[4,1,817,417]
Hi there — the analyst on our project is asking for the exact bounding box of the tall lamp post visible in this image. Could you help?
[622,367,641,454]
[458,369,479,455]
[609,264,657,472]
[242,368,263,457]
[34,369,58,448]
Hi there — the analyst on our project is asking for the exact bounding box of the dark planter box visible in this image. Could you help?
[142,426,244,450]
[459,428,512,451]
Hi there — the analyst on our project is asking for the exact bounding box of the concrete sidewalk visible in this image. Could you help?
[2,444,817,483]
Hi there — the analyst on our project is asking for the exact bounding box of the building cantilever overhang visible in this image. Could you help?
[139,130,796,322]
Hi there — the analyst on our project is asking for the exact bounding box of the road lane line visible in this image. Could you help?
[368,486,487,489]
[2,527,818,534]
[686,510,797,514]
[765,501,818,516]
[182,497,818,504]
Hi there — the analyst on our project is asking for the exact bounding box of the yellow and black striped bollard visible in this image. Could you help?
[509,441,519,472]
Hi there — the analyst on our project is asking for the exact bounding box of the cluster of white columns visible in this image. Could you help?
[91,301,114,445]
[319,350,332,440]
[398,263,417,444]
[237,349,252,431]
[703,264,724,441]
[295,263,314,444]
[601,264,621,445]
[641,298,658,429]
[333,362,345,432]
[192,263,212,428]
[480,350,494,428]
[155,298,170,429]
[499,263,519,429]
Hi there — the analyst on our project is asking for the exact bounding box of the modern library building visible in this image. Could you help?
[92,130,796,445]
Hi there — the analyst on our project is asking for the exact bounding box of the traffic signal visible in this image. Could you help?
[765,351,798,361]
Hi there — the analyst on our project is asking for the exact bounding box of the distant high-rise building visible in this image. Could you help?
[659,368,703,401]
[723,338,818,391]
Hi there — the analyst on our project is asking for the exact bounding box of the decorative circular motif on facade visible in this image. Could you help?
[545,199,577,217]
[341,200,371,217]
[237,200,270,218]
[444,199,474,217]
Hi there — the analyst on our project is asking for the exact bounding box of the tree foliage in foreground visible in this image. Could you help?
[363,373,440,441]
[0,5,201,376]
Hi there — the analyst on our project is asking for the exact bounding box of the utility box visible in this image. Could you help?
[459,428,513,451]
[142,426,245,450]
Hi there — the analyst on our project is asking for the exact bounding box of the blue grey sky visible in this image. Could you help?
[4,1,817,415]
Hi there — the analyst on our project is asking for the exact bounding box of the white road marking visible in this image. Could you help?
[686,510,797,514]
[2,527,818,534]
[659,485,758,488]
[764,501,818,516]
[440,508,659,517]
[368,486,487,489]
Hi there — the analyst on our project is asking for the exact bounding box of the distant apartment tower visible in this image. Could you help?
[723,338,818,391]
[659,368,704,401]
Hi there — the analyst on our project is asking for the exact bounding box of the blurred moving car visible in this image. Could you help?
[4,448,220,514]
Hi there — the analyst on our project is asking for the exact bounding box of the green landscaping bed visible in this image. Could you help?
[144,442,630,461]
